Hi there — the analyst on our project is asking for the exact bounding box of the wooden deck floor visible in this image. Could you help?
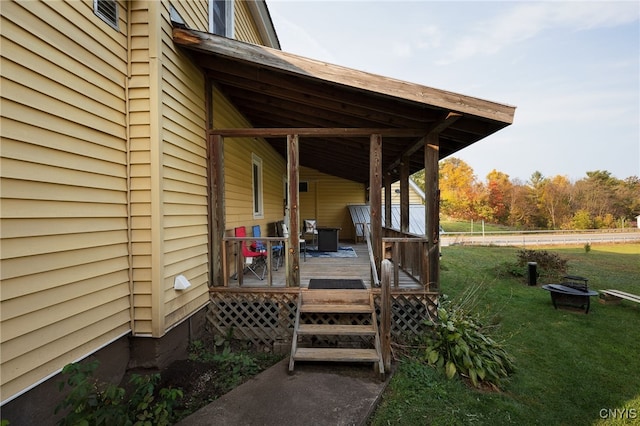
[228,242,423,289]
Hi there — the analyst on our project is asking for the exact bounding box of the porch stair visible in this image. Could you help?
[289,289,384,375]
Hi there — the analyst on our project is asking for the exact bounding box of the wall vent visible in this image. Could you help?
[94,0,119,31]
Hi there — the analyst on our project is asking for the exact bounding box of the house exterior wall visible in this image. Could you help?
[0,0,272,411]
[299,167,366,241]
[214,88,287,232]
[234,0,266,44]
[0,0,131,403]
[382,180,425,205]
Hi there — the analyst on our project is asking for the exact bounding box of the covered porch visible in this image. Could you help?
[173,26,515,292]
[172,25,515,358]
[223,241,424,289]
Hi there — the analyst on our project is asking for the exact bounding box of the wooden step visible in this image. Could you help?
[296,324,376,336]
[300,303,372,314]
[301,289,371,305]
[292,347,380,362]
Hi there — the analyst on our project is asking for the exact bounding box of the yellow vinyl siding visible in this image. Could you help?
[299,167,366,241]
[0,0,129,402]
[171,0,208,31]
[128,1,154,336]
[213,88,287,232]
[234,0,264,45]
[158,1,210,330]
[382,181,425,205]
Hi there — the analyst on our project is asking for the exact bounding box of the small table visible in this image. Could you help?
[542,284,598,313]
[317,227,340,252]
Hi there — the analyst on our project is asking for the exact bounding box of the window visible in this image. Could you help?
[209,0,233,37]
[252,154,263,218]
[94,0,119,31]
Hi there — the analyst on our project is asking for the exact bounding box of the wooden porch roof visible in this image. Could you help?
[173,27,516,184]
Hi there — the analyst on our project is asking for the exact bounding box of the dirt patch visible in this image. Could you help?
[120,342,284,421]
[163,359,228,409]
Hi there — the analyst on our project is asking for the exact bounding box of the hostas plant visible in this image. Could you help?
[422,296,515,389]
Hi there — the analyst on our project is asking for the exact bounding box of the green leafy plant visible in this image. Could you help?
[55,360,182,426]
[421,295,515,389]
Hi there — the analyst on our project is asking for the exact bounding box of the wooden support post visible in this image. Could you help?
[381,259,392,372]
[369,134,383,282]
[424,134,440,291]
[286,135,301,287]
[400,156,409,234]
[210,133,225,287]
[384,173,392,229]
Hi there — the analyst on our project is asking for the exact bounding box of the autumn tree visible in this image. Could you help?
[507,179,538,228]
[438,158,481,219]
[410,158,638,229]
[540,175,572,229]
[485,169,512,224]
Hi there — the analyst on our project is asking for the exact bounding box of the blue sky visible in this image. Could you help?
[266,1,640,182]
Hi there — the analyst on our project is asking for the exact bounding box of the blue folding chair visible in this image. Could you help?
[252,225,284,270]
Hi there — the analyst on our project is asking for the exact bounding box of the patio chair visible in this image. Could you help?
[235,226,267,280]
[303,219,318,247]
[253,224,284,270]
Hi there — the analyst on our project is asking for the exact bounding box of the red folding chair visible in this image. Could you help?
[235,226,267,280]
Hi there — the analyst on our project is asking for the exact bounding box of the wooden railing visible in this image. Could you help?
[362,225,433,288]
[382,227,431,288]
[364,225,380,288]
[222,236,283,287]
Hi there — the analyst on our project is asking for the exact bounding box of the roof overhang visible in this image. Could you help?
[173,27,516,184]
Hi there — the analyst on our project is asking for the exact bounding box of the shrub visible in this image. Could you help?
[420,295,515,389]
[55,360,182,426]
[516,249,568,282]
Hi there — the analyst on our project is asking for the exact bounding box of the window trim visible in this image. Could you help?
[252,154,264,219]
[208,0,234,37]
[93,0,119,31]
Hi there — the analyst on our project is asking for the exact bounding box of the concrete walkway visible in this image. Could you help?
[176,359,393,426]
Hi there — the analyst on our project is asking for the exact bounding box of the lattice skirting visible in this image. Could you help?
[207,288,439,348]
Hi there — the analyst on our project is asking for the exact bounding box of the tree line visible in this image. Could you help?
[412,158,640,230]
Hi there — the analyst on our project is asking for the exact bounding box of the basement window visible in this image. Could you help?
[94,0,119,31]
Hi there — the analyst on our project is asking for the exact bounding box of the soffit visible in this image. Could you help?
[173,27,515,184]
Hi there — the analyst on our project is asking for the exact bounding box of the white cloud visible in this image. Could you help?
[437,2,639,64]
[268,8,338,63]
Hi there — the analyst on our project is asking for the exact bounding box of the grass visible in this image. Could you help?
[441,219,514,234]
[371,243,640,425]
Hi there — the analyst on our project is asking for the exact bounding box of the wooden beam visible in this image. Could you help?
[286,135,301,287]
[173,27,516,124]
[424,134,440,291]
[384,173,392,228]
[400,157,409,234]
[387,112,461,173]
[210,134,225,287]
[370,134,383,281]
[202,67,429,127]
[208,128,428,138]
[380,259,392,372]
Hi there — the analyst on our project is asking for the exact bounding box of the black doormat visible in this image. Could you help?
[308,279,366,289]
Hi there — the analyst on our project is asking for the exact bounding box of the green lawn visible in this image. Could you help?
[440,220,514,234]
[371,243,640,425]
